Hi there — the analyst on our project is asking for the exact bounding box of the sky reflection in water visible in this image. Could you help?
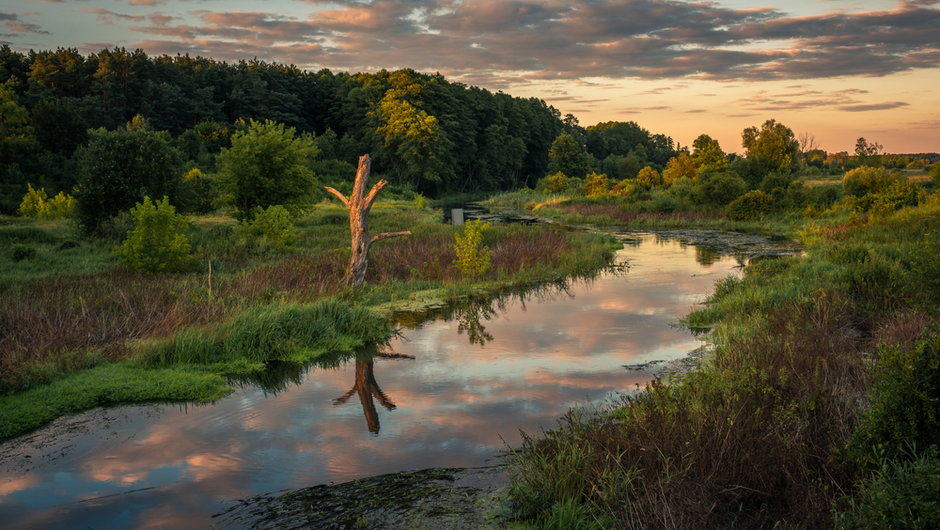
[0,233,742,529]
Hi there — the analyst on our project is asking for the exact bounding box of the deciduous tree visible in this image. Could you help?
[218,119,317,217]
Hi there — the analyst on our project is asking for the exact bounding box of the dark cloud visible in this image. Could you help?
[86,0,939,82]
[1,13,49,35]
[838,101,909,112]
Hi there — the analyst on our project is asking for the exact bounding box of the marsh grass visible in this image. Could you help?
[0,201,620,440]
[510,198,940,528]
[137,299,390,368]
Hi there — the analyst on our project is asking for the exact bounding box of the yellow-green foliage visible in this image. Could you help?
[235,205,297,251]
[17,184,76,219]
[539,172,569,193]
[842,167,922,214]
[636,166,663,188]
[611,178,637,196]
[453,220,491,277]
[583,172,610,197]
[115,196,193,273]
[842,166,902,197]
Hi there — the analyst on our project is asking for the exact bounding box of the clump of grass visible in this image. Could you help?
[833,450,940,530]
[138,299,390,368]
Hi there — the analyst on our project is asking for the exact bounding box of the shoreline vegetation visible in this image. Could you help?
[0,201,619,441]
[489,189,940,528]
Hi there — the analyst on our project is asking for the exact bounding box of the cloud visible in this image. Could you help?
[838,101,910,112]
[1,13,49,35]
[82,8,175,26]
[735,88,909,113]
[68,0,937,83]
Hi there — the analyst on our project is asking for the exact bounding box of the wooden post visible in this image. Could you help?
[324,154,411,287]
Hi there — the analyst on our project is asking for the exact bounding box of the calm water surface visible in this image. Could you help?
[0,233,742,529]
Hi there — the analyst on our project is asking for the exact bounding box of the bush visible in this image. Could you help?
[848,179,921,214]
[453,220,491,278]
[177,167,217,214]
[834,451,940,529]
[931,163,940,186]
[583,172,610,197]
[75,121,183,234]
[648,190,679,213]
[17,184,76,219]
[694,170,747,207]
[10,244,36,262]
[851,330,940,466]
[726,190,773,220]
[235,205,297,252]
[537,172,569,194]
[115,196,193,273]
[636,166,663,188]
[842,166,903,197]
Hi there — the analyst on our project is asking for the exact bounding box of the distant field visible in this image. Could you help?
[804,168,930,187]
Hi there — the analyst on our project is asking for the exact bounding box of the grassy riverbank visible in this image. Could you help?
[507,195,940,527]
[0,201,618,441]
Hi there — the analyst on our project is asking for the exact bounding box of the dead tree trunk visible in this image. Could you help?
[324,154,411,287]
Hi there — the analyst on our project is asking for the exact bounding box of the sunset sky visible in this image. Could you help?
[3,0,938,153]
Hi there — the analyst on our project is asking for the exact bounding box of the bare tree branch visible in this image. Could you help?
[363,179,388,211]
[370,231,411,244]
[323,186,349,207]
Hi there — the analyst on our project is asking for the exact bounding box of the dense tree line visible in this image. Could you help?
[0,46,572,213]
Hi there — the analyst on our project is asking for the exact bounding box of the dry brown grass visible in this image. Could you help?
[556,203,717,224]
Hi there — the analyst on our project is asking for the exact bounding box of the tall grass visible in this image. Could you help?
[138,299,390,368]
[0,201,620,439]
[510,198,940,528]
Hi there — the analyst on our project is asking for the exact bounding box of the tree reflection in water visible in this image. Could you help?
[333,351,414,434]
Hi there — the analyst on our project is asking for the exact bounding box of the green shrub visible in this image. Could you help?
[235,204,297,252]
[10,243,36,262]
[453,220,491,278]
[648,190,679,213]
[178,167,217,214]
[726,190,773,220]
[847,179,921,214]
[694,170,747,207]
[842,166,902,197]
[115,196,193,273]
[931,163,940,186]
[834,451,940,529]
[851,331,940,466]
[74,122,183,234]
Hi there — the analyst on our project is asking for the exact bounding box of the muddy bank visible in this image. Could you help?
[212,466,512,529]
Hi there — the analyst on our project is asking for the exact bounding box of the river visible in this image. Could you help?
[0,231,755,529]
